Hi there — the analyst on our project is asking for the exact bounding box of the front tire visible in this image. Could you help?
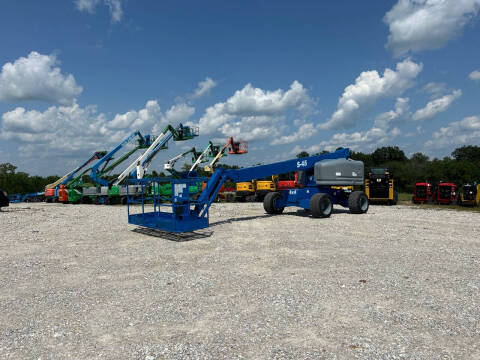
[348,191,369,214]
[263,192,284,214]
[309,193,333,218]
[389,191,398,205]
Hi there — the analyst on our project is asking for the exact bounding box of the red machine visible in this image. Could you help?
[227,137,248,154]
[58,185,68,203]
[413,182,434,204]
[436,182,457,205]
[278,172,299,190]
[45,188,57,202]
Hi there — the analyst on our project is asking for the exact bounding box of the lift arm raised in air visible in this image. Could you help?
[45,151,107,190]
[114,124,198,185]
[204,137,247,172]
[164,141,218,174]
[89,131,150,187]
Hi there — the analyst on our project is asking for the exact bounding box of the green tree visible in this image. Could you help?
[371,146,407,165]
[296,151,309,158]
[452,145,480,167]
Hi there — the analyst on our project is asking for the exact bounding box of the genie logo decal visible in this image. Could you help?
[296,160,308,168]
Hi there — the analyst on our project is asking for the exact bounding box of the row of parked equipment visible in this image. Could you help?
[235,165,480,208]
[37,123,248,206]
[413,181,480,206]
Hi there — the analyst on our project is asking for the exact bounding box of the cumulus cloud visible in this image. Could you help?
[198,81,314,142]
[1,102,112,149]
[1,100,194,157]
[190,77,217,99]
[75,0,124,22]
[422,82,447,97]
[291,127,402,155]
[0,52,82,105]
[425,115,480,150]
[319,59,422,130]
[270,123,317,145]
[412,89,462,121]
[374,97,410,129]
[384,0,480,57]
[108,100,162,130]
[469,70,480,81]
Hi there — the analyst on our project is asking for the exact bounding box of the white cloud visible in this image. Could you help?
[319,59,422,130]
[76,0,99,13]
[412,89,462,121]
[198,81,314,142]
[469,70,480,81]
[1,100,194,157]
[75,0,124,22]
[384,0,480,57]
[1,102,114,150]
[164,103,195,123]
[425,115,480,150]
[270,123,317,145]
[190,77,217,99]
[0,52,82,105]
[422,82,446,97]
[291,127,402,155]
[374,97,410,129]
[108,100,163,130]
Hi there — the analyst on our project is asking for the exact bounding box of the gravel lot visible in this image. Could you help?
[1,202,479,359]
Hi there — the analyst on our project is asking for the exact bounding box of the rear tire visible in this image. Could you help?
[348,191,369,214]
[263,192,284,214]
[390,191,398,205]
[309,193,332,218]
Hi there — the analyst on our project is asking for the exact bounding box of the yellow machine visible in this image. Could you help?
[364,167,398,205]
[458,183,480,206]
[255,176,278,201]
[235,181,256,202]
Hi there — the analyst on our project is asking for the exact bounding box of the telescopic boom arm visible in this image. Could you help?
[115,124,198,185]
[204,137,247,172]
[89,131,148,187]
[45,151,107,190]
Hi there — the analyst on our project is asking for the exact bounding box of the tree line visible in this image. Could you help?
[0,163,59,195]
[1,145,480,195]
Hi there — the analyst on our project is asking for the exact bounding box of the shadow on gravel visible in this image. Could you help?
[209,214,274,227]
[282,208,351,217]
[0,207,43,213]
[132,227,213,242]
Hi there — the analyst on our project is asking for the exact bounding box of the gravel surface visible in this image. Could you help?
[1,202,480,359]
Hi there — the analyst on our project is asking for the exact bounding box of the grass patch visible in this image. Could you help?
[398,193,412,202]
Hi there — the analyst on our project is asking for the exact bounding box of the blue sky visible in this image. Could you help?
[0,0,479,176]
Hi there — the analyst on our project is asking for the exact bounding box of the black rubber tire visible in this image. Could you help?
[236,196,246,202]
[390,191,398,206]
[121,196,127,205]
[263,192,284,214]
[309,193,333,218]
[348,191,369,214]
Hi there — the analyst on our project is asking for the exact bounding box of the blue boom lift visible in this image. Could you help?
[89,131,153,187]
[127,148,368,233]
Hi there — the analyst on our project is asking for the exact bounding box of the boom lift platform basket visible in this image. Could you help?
[127,176,208,233]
